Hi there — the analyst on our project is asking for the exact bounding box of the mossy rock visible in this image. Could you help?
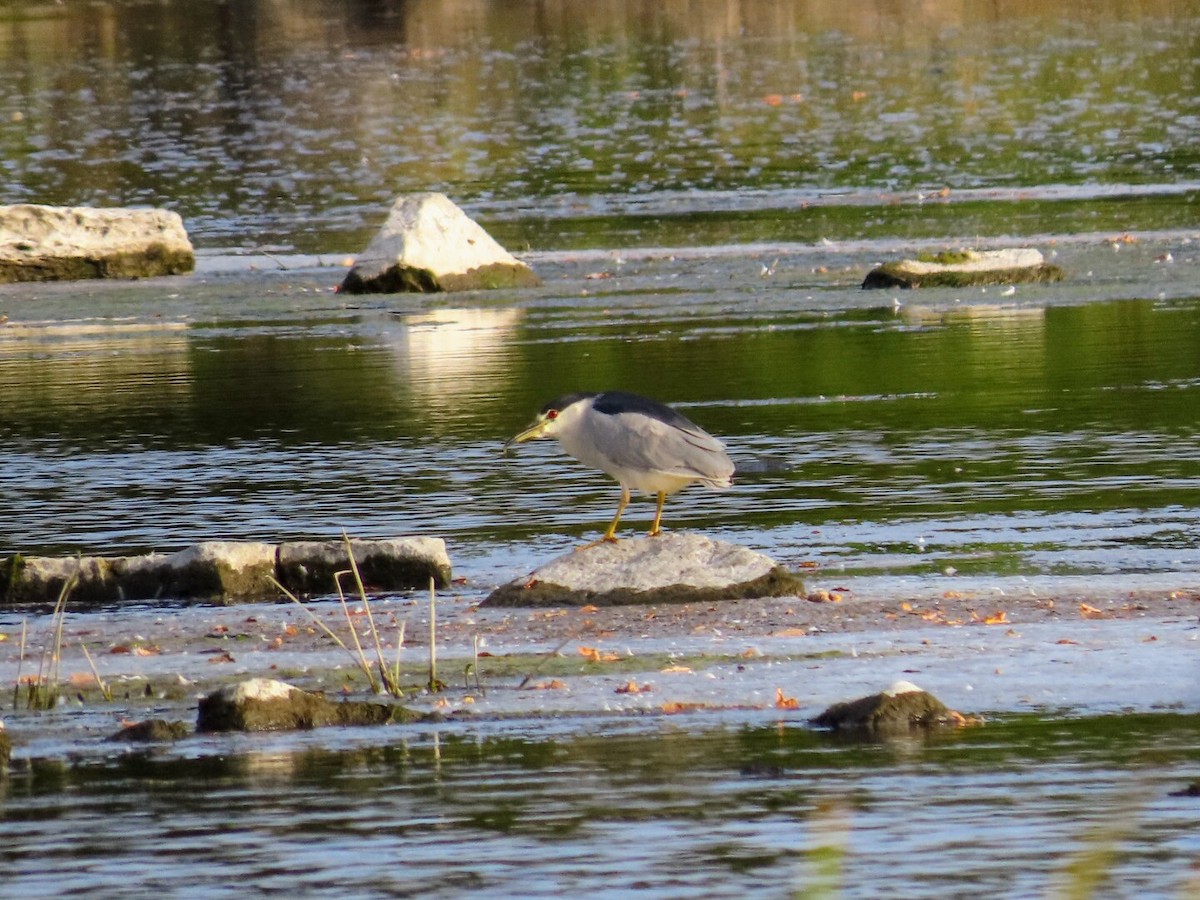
[107,718,191,743]
[195,678,424,733]
[863,248,1065,289]
[810,682,966,734]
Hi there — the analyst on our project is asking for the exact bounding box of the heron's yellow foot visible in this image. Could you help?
[647,491,667,537]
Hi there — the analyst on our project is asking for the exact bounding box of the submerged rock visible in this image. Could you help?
[810,680,977,734]
[339,192,540,294]
[195,678,418,732]
[0,203,194,283]
[277,537,452,595]
[107,718,191,743]
[0,536,453,608]
[482,533,805,607]
[862,248,1064,289]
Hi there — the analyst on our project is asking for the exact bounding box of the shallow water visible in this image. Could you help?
[3,715,1200,898]
[4,1,1200,895]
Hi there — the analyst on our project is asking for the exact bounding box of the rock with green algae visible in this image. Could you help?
[107,718,191,743]
[810,680,978,734]
[195,678,425,733]
[862,248,1064,289]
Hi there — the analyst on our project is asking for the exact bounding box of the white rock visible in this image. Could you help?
[220,678,298,703]
[534,534,775,592]
[340,193,539,293]
[883,680,925,697]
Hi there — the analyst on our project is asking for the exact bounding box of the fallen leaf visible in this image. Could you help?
[523,679,567,691]
[660,664,693,673]
[851,90,868,102]
[110,645,131,654]
[1142,635,1158,643]
[68,672,98,687]
[0,633,8,642]
[615,680,651,694]
[579,604,600,613]
[774,687,800,710]
[1079,602,1108,619]
[661,701,709,714]
[763,93,784,106]
[771,627,809,637]
[132,645,161,656]
[979,611,1009,625]
[207,650,236,664]
[1056,638,1079,645]
[900,601,914,612]
[283,624,299,637]
[578,646,620,663]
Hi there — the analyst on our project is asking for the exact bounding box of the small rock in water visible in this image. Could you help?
[862,248,1064,289]
[106,718,191,743]
[195,678,420,733]
[810,681,979,734]
[339,192,540,294]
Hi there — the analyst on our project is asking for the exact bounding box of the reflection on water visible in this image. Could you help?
[387,307,525,429]
[4,260,1200,587]
[0,1,1198,250]
[1,716,1198,896]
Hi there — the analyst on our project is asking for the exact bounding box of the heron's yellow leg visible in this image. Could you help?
[602,487,631,542]
[647,490,667,536]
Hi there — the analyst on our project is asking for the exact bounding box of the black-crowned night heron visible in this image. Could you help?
[505,390,735,540]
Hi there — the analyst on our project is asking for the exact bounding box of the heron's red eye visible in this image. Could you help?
[546,409,558,420]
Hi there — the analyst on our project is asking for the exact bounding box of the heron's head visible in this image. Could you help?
[504,393,595,448]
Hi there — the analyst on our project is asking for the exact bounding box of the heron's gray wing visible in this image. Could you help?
[585,403,734,485]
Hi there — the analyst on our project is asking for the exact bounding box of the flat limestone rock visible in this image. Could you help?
[162,541,279,602]
[339,192,540,293]
[276,537,452,594]
[0,536,453,608]
[862,248,1064,289]
[0,204,194,283]
[483,533,805,607]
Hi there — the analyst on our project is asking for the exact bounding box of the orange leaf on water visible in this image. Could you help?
[579,604,600,613]
[1079,603,1107,619]
[774,687,800,710]
[660,664,693,673]
[771,627,808,637]
[615,680,651,695]
[578,646,620,663]
[1056,638,1079,645]
[523,679,567,691]
[980,611,1009,625]
[661,701,708,714]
